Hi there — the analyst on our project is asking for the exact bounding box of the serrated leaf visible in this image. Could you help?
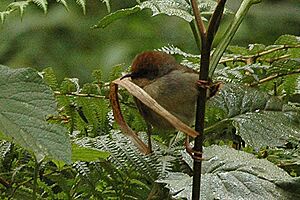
[158,146,300,200]
[232,111,300,148]
[207,84,300,148]
[140,0,193,22]
[72,143,110,162]
[0,66,71,164]
[94,0,232,29]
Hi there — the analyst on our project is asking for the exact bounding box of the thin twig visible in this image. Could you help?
[54,91,106,98]
[250,69,300,86]
[191,0,206,39]
[220,45,300,64]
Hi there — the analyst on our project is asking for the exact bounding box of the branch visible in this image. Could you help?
[54,91,106,99]
[191,0,206,39]
[250,68,300,86]
[219,44,300,64]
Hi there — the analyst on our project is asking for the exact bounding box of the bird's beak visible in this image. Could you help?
[120,73,133,80]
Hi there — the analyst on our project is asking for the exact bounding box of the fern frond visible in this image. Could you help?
[73,161,90,177]
[100,0,111,13]
[0,141,11,159]
[31,0,48,13]
[7,1,29,19]
[158,44,199,58]
[42,67,59,90]
[76,0,86,14]
[75,133,168,181]
[0,11,11,24]
[56,0,69,11]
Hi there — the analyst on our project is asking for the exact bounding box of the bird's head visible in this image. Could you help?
[121,51,179,81]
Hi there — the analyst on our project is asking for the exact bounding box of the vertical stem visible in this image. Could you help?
[190,0,227,199]
[192,40,210,200]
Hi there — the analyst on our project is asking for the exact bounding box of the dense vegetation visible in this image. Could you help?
[0,0,299,199]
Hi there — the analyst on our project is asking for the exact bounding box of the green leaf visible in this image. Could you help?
[140,0,193,22]
[93,6,141,29]
[207,84,300,148]
[42,67,59,90]
[94,0,233,29]
[232,111,300,148]
[157,146,300,200]
[227,45,249,56]
[72,143,110,162]
[275,35,300,45]
[0,66,71,164]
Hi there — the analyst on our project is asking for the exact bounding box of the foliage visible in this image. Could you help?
[0,0,300,200]
[0,0,111,23]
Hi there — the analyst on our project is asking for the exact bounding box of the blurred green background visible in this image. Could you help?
[0,0,299,83]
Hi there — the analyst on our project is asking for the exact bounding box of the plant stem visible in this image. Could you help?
[190,0,227,199]
[209,0,262,77]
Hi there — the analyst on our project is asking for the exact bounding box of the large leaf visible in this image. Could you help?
[206,84,300,148]
[94,0,232,28]
[140,0,193,22]
[157,145,300,200]
[0,66,71,163]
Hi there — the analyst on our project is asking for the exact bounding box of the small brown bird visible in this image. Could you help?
[122,51,199,130]
[121,51,221,151]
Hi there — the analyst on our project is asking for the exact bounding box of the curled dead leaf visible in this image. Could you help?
[109,78,199,154]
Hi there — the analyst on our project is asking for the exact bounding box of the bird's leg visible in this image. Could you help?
[185,136,204,161]
[146,122,153,153]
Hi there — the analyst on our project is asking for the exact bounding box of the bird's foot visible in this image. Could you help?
[196,80,223,99]
[185,139,205,161]
[196,80,211,89]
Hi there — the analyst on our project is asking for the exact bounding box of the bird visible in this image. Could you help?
[121,51,221,152]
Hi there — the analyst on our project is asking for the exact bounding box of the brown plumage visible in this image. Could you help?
[122,51,199,129]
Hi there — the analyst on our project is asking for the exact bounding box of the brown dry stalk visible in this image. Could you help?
[109,78,199,153]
